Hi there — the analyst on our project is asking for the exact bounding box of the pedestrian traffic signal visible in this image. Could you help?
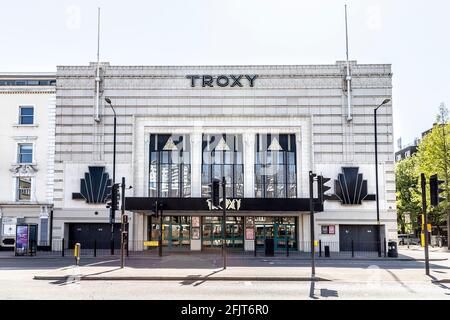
[317,175,332,204]
[429,174,445,206]
[211,179,220,207]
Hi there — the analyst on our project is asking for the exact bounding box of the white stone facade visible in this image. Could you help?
[53,62,396,251]
[0,73,56,248]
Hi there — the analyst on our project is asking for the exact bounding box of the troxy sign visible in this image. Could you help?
[206,198,242,211]
[186,75,257,88]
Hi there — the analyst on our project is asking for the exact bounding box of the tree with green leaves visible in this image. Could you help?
[395,155,421,234]
[415,102,450,248]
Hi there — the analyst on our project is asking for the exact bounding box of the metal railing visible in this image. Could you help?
[20,238,392,259]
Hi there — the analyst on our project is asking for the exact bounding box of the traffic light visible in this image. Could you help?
[105,185,113,208]
[211,179,220,207]
[317,175,332,205]
[105,183,120,211]
[418,214,424,231]
[429,174,445,206]
[112,183,120,210]
[151,201,163,217]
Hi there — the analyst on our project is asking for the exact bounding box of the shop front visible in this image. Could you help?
[145,213,297,251]
[202,216,244,248]
[254,217,297,251]
[148,216,191,249]
[126,196,318,252]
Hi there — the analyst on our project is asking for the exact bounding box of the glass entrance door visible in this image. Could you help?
[255,225,274,247]
[275,224,296,249]
[202,217,243,248]
[202,223,222,247]
[225,223,244,247]
[148,216,191,249]
[255,217,297,251]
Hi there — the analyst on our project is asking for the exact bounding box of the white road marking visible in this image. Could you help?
[83,259,119,267]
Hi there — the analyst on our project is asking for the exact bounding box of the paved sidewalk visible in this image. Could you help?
[33,264,447,283]
[31,246,450,283]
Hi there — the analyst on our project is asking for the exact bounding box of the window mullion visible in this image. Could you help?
[178,161,181,197]
[157,152,161,198]
[284,152,288,198]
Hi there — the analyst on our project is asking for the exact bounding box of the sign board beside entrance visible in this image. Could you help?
[192,217,200,228]
[144,241,159,247]
[245,228,254,240]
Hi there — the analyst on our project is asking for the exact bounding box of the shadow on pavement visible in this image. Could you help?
[429,274,450,295]
[384,269,416,293]
[320,288,339,298]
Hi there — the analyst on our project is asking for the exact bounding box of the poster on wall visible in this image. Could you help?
[15,225,29,255]
[192,217,200,228]
[245,217,254,227]
[321,225,336,235]
[328,225,335,234]
[245,228,254,240]
[192,227,200,240]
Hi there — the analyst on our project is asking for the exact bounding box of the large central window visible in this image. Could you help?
[201,134,244,198]
[149,134,191,197]
[255,134,297,198]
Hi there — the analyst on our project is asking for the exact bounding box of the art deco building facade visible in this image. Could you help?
[52,62,396,252]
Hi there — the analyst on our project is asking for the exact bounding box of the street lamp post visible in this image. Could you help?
[222,176,227,270]
[105,97,117,255]
[374,98,391,257]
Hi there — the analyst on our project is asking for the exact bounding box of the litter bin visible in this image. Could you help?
[324,245,330,258]
[387,241,398,258]
[265,238,274,256]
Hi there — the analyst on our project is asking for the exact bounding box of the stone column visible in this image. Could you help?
[244,217,255,251]
[190,133,203,197]
[190,131,204,251]
[243,133,255,198]
[297,214,303,251]
[190,216,201,251]
[302,214,310,252]
[132,212,145,251]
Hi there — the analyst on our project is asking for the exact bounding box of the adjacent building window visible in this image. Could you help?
[18,144,33,163]
[0,80,55,86]
[19,106,34,124]
[149,134,191,197]
[201,134,244,198]
[17,177,31,201]
[255,134,297,198]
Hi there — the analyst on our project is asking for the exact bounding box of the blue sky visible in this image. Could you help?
[1,0,449,148]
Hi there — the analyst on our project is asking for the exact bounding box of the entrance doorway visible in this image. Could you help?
[339,225,379,252]
[202,216,243,248]
[68,223,121,249]
[148,216,191,249]
[255,217,297,251]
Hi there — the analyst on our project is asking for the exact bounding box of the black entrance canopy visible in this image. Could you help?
[125,197,323,213]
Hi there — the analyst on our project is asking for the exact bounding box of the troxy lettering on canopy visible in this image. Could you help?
[186,75,258,87]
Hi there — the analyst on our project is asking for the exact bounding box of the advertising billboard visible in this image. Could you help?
[15,225,29,255]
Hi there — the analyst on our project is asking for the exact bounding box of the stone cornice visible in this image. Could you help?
[0,88,55,94]
[0,202,53,207]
